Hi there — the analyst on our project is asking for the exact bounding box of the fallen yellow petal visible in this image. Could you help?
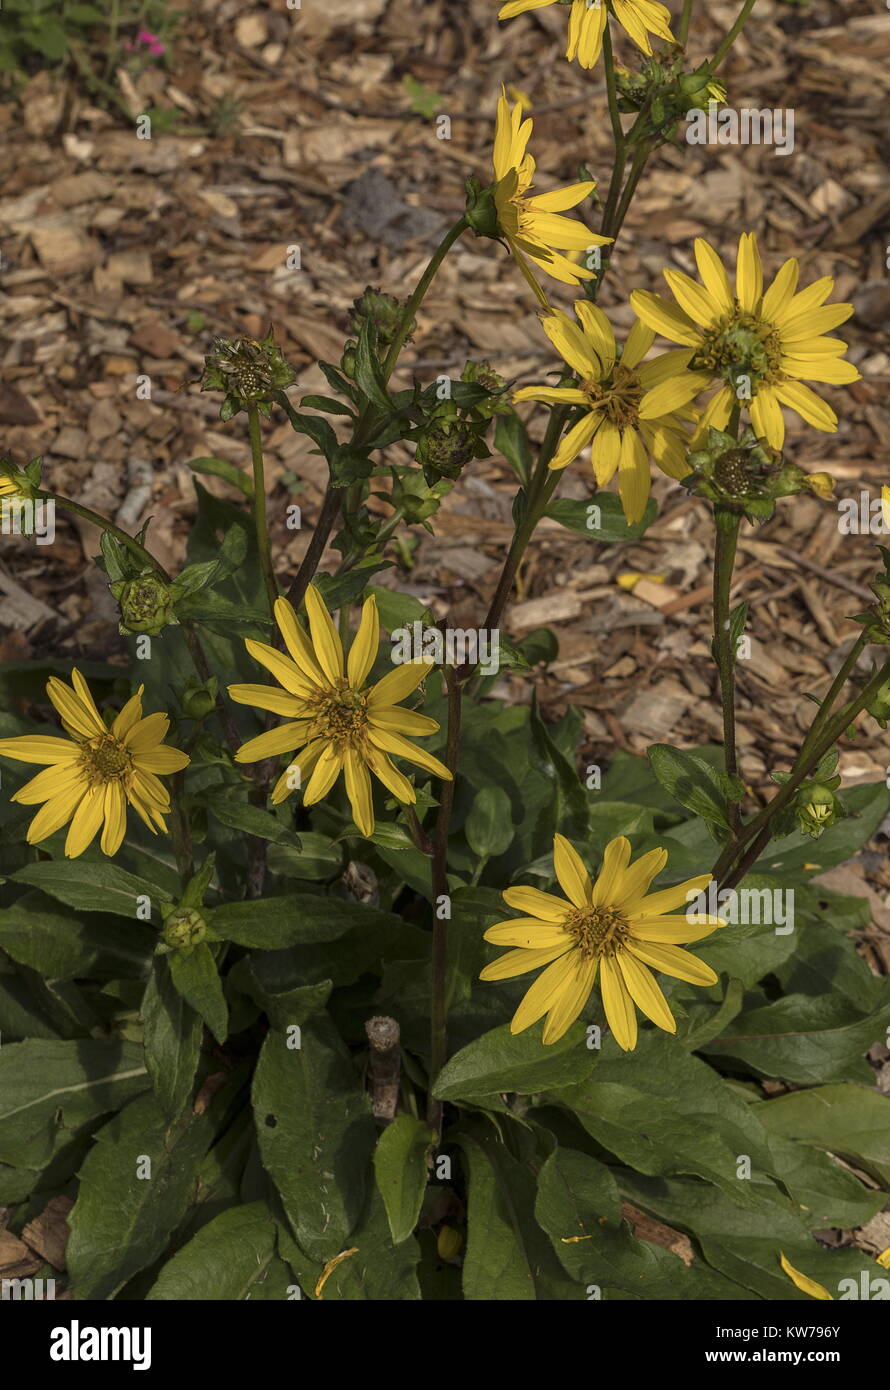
[779,1251,832,1300]
[315,1247,359,1299]
[617,572,664,591]
[876,1246,890,1270]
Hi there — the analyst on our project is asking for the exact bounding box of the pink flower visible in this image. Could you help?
[136,28,166,56]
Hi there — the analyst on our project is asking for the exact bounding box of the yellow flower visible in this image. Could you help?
[481,834,724,1047]
[804,471,835,500]
[0,671,189,858]
[0,473,23,499]
[492,91,610,305]
[513,301,696,523]
[779,1252,833,1301]
[498,0,675,71]
[630,234,861,450]
[229,586,451,839]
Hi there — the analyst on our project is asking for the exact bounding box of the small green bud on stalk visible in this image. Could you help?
[162,907,207,950]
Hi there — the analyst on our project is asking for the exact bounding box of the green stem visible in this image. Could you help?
[247,406,279,616]
[379,217,468,389]
[602,25,625,154]
[428,665,462,1138]
[712,505,743,833]
[40,490,170,579]
[708,0,758,74]
[714,651,890,887]
[679,0,695,45]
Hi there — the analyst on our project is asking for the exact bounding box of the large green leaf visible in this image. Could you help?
[546,493,656,543]
[147,1202,278,1300]
[535,1147,752,1300]
[753,1084,890,1187]
[373,1116,434,1244]
[702,991,890,1085]
[252,1016,375,1262]
[0,892,153,980]
[169,943,228,1045]
[433,1022,594,1101]
[141,957,203,1121]
[647,743,731,830]
[9,860,163,920]
[0,1039,148,1168]
[208,894,406,951]
[66,1092,213,1299]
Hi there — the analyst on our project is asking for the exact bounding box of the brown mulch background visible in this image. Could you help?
[1,0,890,1280]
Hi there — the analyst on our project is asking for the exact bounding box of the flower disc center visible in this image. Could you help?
[582,365,643,429]
[563,904,629,959]
[82,734,132,783]
[310,680,369,750]
[691,307,782,389]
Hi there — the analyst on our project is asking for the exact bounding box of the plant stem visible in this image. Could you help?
[379,217,468,387]
[602,25,625,154]
[247,406,279,616]
[712,505,743,832]
[404,804,433,856]
[679,0,695,45]
[41,490,170,579]
[282,484,342,612]
[709,0,758,74]
[427,665,462,1137]
[713,652,890,888]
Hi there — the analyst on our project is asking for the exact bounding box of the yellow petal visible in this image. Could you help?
[227,683,309,717]
[542,309,601,378]
[621,318,656,371]
[547,409,599,471]
[574,300,617,374]
[779,1253,832,1301]
[484,918,572,948]
[368,707,439,737]
[46,677,104,739]
[617,427,650,526]
[617,950,676,1033]
[243,639,317,699]
[234,721,311,763]
[630,290,701,348]
[12,762,82,805]
[65,783,105,858]
[111,690,144,740]
[344,748,374,838]
[347,593,380,690]
[368,660,433,707]
[366,727,451,780]
[611,847,669,911]
[133,745,191,775]
[124,712,171,754]
[663,268,722,329]
[541,955,597,1044]
[304,584,344,684]
[302,743,343,805]
[502,884,570,921]
[553,833,593,908]
[591,837,632,907]
[0,735,79,765]
[600,953,637,1050]
[626,939,718,986]
[509,950,581,1034]
[480,941,571,982]
[693,238,733,315]
[100,781,127,857]
[625,871,713,919]
[26,781,86,842]
[630,913,725,943]
[735,232,763,313]
[364,745,416,804]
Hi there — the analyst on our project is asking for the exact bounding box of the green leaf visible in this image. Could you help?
[534,1147,748,1300]
[354,318,393,412]
[0,1039,148,1169]
[141,957,203,1121]
[252,1016,375,1262]
[0,892,153,980]
[205,790,299,845]
[494,411,533,486]
[457,1128,582,1300]
[168,943,228,1045]
[281,410,337,459]
[187,456,253,496]
[702,991,890,1085]
[299,394,355,418]
[373,1116,434,1244]
[433,1022,594,1101]
[9,860,162,920]
[647,743,731,830]
[546,494,657,542]
[147,1202,278,1300]
[266,834,344,881]
[208,893,406,951]
[753,1084,890,1186]
[465,785,514,859]
[529,691,587,836]
[66,1093,213,1299]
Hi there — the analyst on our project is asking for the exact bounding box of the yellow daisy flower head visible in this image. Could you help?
[228,586,452,839]
[513,301,696,523]
[491,90,610,305]
[481,834,724,1047]
[0,475,22,499]
[498,0,675,71]
[630,233,861,451]
[0,671,190,859]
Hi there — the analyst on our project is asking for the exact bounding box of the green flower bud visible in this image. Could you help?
[182,676,219,721]
[199,331,296,420]
[415,416,488,485]
[163,907,207,949]
[795,784,841,839]
[464,177,500,240]
[110,573,178,636]
[350,287,413,350]
[684,426,813,523]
